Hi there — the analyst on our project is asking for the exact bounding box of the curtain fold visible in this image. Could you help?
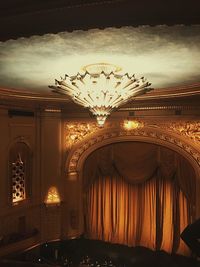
[85,171,191,256]
[176,154,196,206]
[84,142,195,256]
[83,142,158,189]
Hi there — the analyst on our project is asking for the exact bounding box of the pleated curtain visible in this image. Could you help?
[83,142,196,256]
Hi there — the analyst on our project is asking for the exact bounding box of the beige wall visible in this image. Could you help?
[0,108,41,252]
[0,108,65,254]
[40,111,62,241]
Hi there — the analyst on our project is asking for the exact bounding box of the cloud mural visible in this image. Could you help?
[0,25,200,94]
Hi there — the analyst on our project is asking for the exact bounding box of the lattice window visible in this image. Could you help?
[9,142,31,205]
[12,154,26,203]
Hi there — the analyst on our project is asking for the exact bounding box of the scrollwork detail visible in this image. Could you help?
[166,122,200,142]
[68,128,200,172]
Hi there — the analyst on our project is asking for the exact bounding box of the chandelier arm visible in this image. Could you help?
[107,95,123,107]
[73,79,86,88]
[117,77,134,89]
[59,81,78,92]
[51,86,71,96]
[50,63,152,127]
[73,97,90,107]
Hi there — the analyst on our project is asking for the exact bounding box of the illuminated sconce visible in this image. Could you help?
[44,186,61,207]
[123,119,144,130]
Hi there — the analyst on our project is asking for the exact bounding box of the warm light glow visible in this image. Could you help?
[12,153,26,203]
[123,120,144,130]
[50,63,152,126]
[45,186,61,206]
[86,175,189,255]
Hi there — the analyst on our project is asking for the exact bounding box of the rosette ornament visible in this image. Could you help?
[49,63,152,127]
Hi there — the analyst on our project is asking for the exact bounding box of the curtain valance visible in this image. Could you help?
[83,142,195,204]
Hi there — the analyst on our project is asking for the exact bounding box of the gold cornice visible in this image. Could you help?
[119,105,200,111]
[136,83,200,100]
[0,87,70,102]
[0,83,200,103]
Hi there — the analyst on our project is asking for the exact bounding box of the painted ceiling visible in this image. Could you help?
[0,25,200,96]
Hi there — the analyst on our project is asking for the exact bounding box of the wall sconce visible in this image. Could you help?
[44,186,61,207]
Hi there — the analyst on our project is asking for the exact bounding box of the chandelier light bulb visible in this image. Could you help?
[49,63,152,127]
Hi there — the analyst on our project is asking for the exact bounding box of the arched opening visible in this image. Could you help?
[82,141,197,256]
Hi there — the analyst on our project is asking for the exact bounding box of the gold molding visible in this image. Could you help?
[1,83,200,102]
[66,120,200,172]
[65,122,101,148]
[65,120,145,147]
[44,109,61,113]
[65,120,200,147]
[120,105,200,111]
[164,122,200,143]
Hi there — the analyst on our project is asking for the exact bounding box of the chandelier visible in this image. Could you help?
[49,63,152,126]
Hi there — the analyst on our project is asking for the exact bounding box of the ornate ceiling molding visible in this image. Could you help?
[1,1,200,41]
[120,105,200,111]
[135,83,200,100]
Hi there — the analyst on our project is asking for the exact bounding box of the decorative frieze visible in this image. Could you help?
[65,121,200,147]
[65,120,145,148]
[66,119,200,173]
[166,122,200,142]
[65,122,100,148]
[68,127,200,173]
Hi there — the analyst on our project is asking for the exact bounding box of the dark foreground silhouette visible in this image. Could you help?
[3,237,200,267]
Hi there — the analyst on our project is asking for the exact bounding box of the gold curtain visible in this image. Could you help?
[85,172,191,256]
[83,142,195,256]
[83,142,158,189]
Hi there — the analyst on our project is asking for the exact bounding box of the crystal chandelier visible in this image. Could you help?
[49,63,152,126]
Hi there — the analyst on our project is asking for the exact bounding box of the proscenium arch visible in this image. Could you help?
[66,127,200,222]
